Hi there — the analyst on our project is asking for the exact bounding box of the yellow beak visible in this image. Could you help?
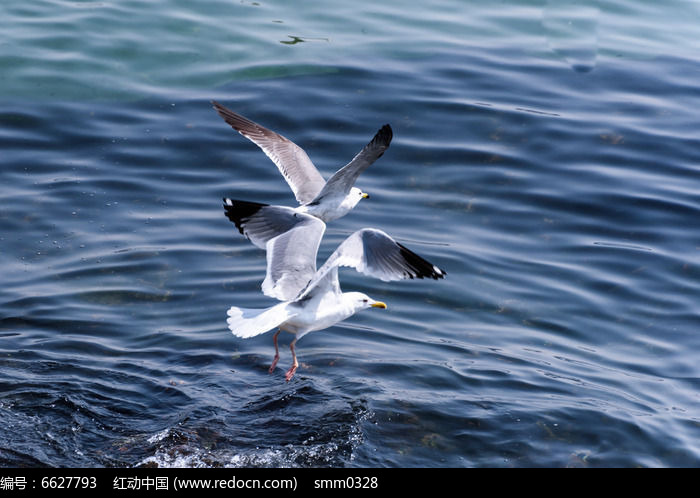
[361,192,370,199]
[371,301,387,309]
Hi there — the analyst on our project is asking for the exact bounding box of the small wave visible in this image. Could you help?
[592,241,654,252]
[138,437,355,468]
[135,398,372,468]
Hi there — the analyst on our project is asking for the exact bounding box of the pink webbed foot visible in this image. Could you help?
[285,363,297,382]
[285,338,299,382]
[269,354,279,374]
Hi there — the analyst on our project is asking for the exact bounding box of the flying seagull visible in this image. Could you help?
[213,101,392,222]
[226,227,445,381]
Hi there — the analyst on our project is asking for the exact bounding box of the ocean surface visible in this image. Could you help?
[1,0,699,467]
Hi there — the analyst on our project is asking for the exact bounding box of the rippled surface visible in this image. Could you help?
[1,0,699,467]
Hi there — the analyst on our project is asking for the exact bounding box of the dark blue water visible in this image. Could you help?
[1,1,699,467]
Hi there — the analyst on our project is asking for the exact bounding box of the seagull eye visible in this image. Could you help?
[362,299,368,303]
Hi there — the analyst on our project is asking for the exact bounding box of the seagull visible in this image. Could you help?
[213,101,392,223]
[226,227,445,381]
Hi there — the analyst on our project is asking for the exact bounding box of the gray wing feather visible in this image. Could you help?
[224,200,309,249]
[261,216,327,301]
[213,101,327,204]
[311,124,392,202]
[297,228,445,300]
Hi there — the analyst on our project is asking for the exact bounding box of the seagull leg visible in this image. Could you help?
[269,329,281,373]
[285,338,299,382]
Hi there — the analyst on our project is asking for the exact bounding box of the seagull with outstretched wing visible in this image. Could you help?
[226,228,445,381]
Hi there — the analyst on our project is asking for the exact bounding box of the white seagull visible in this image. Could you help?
[226,227,445,381]
[213,101,392,222]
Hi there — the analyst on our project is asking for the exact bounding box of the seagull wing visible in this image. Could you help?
[297,228,445,300]
[224,198,310,249]
[223,198,326,301]
[311,124,393,202]
[261,215,326,301]
[213,101,326,204]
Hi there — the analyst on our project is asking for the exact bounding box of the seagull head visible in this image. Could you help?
[350,186,369,203]
[346,292,387,312]
[327,187,369,220]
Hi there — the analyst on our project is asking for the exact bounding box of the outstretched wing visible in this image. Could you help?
[261,216,326,301]
[297,228,445,300]
[213,101,326,204]
[224,198,305,249]
[311,124,392,202]
[223,198,326,301]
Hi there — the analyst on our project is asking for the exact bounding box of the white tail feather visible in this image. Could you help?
[226,302,295,338]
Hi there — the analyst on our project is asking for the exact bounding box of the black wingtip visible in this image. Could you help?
[375,124,393,147]
[397,243,446,280]
[222,198,268,235]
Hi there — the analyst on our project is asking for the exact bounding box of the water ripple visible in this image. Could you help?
[1,0,700,467]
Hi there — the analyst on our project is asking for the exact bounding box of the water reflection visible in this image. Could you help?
[542,1,599,72]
